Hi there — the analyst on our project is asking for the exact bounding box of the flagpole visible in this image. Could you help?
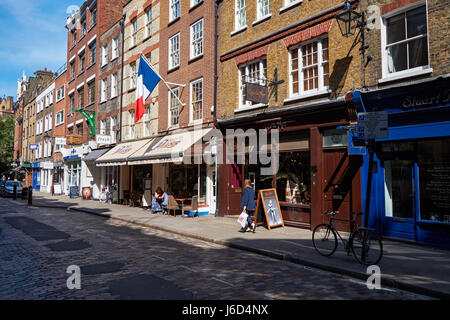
[140,54,186,106]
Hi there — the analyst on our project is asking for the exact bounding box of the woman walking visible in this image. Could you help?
[240,179,256,233]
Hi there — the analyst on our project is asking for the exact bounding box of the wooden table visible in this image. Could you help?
[175,198,191,217]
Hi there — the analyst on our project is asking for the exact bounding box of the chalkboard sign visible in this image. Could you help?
[255,189,284,230]
[70,186,80,199]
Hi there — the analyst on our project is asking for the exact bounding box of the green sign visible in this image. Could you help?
[75,109,96,137]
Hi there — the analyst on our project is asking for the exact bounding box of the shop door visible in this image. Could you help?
[207,165,216,214]
[383,160,416,239]
[322,150,360,232]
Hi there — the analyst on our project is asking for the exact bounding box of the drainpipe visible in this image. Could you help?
[117,13,126,204]
[213,0,221,217]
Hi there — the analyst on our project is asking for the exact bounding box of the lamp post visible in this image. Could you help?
[336,1,374,229]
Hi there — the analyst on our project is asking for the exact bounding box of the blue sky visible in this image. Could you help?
[0,0,81,99]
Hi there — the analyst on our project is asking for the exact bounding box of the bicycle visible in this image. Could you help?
[312,211,383,265]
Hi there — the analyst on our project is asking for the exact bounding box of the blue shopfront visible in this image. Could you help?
[32,162,41,191]
[353,76,450,248]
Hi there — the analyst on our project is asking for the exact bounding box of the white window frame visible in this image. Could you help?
[110,116,117,143]
[190,78,203,125]
[170,0,181,22]
[100,119,106,135]
[130,62,137,89]
[131,18,138,48]
[235,0,247,31]
[168,87,180,128]
[143,106,151,137]
[169,33,180,70]
[55,110,64,126]
[49,113,53,131]
[190,19,204,59]
[129,110,135,139]
[146,8,152,38]
[111,73,118,98]
[101,45,108,66]
[191,0,202,8]
[238,58,267,110]
[256,0,270,21]
[380,1,431,82]
[101,78,107,103]
[288,37,330,99]
[111,37,119,60]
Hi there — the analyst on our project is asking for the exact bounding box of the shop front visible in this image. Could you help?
[126,128,216,216]
[218,100,362,231]
[32,162,40,191]
[353,76,450,248]
[96,139,152,204]
[40,162,54,193]
[53,162,64,195]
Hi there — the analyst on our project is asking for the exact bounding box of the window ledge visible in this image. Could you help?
[284,89,331,103]
[167,66,180,74]
[189,54,204,64]
[231,25,247,37]
[189,120,203,126]
[234,103,268,113]
[252,14,272,27]
[378,67,433,84]
[280,0,303,13]
[111,56,118,62]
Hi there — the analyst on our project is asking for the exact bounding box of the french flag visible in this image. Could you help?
[135,55,161,124]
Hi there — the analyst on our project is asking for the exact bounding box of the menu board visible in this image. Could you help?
[255,189,284,230]
[70,186,80,199]
[419,164,450,222]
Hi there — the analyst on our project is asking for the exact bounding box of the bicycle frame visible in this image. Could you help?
[326,213,360,252]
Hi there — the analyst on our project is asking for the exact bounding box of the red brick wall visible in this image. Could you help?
[158,0,215,133]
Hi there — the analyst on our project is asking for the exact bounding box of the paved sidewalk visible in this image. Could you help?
[12,192,450,299]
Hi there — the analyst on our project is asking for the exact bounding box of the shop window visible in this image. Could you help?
[169,164,207,204]
[275,152,311,204]
[417,138,450,223]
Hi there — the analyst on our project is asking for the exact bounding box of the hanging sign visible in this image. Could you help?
[255,189,284,230]
[357,111,389,140]
[245,83,268,104]
[75,109,96,137]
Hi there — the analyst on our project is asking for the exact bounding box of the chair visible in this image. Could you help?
[123,190,130,206]
[167,195,181,217]
[131,191,142,207]
[182,196,199,218]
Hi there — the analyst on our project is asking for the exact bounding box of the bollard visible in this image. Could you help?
[28,188,33,206]
[13,185,17,201]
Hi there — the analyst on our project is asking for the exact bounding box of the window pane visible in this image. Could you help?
[386,14,406,44]
[407,6,427,38]
[387,42,407,73]
[408,37,428,69]
[276,152,311,204]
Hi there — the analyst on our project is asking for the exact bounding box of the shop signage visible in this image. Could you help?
[29,144,38,151]
[353,77,450,114]
[41,162,54,169]
[245,82,268,105]
[96,134,112,146]
[357,111,388,140]
[255,189,284,230]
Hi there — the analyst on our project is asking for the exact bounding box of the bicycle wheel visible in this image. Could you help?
[350,229,383,265]
[312,224,338,257]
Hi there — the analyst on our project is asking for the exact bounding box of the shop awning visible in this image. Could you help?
[95,140,151,167]
[83,147,112,161]
[127,128,213,165]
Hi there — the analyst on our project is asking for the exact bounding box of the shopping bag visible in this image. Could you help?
[237,210,248,228]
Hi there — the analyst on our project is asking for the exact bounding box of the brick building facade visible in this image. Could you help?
[216,0,365,230]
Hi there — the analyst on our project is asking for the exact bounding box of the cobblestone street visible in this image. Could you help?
[0,198,432,300]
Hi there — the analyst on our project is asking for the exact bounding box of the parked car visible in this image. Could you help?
[2,181,24,197]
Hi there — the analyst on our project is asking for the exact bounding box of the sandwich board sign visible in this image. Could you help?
[255,189,284,230]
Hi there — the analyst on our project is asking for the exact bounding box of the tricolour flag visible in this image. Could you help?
[135,55,161,124]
